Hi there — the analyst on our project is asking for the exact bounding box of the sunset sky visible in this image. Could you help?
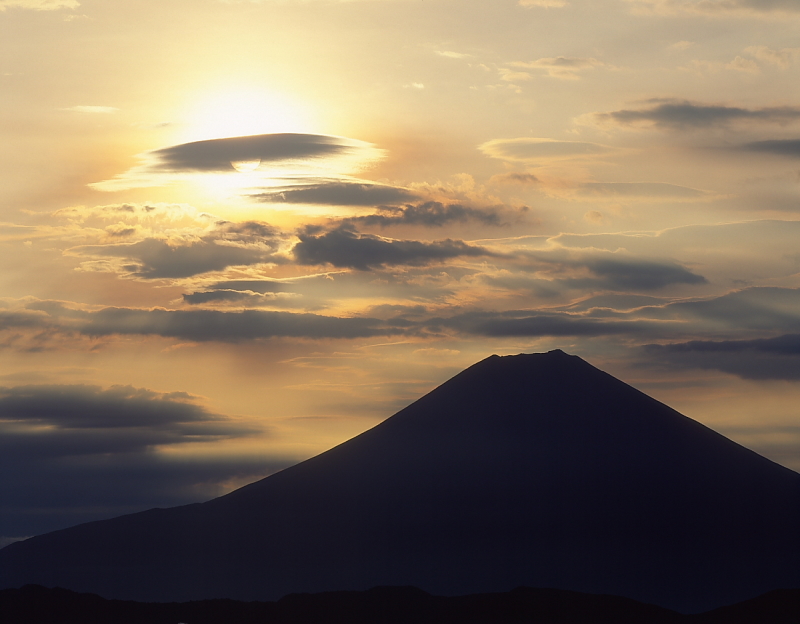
[2,0,800,543]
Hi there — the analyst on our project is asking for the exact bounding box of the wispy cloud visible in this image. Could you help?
[625,0,800,17]
[480,138,613,162]
[61,106,117,114]
[436,50,470,59]
[744,45,800,67]
[508,57,609,80]
[576,182,710,199]
[253,181,418,206]
[0,0,78,10]
[518,0,569,7]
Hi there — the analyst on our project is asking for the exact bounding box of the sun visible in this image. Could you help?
[178,85,316,143]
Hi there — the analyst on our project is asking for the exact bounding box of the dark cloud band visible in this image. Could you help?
[644,334,800,380]
[595,99,800,129]
[742,139,800,157]
[346,202,505,228]
[153,134,352,173]
[293,225,496,270]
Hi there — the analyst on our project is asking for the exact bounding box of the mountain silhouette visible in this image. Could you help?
[1,350,798,613]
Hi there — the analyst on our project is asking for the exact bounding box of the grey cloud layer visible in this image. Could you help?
[83,239,278,278]
[5,286,800,364]
[595,99,800,129]
[82,307,401,341]
[434,310,649,338]
[4,301,404,342]
[0,384,251,451]
[70,221,285,279]
[293,225,496,270]
[481,138,612,161]
[520,250,707,290]
[626,0,800,14]
[345,202,505,228]
[742,139,800,157]
[90,134,382,191]
[0,384,290,536]
[578,182,707,199]
[152,134,354,173]
[254,181,419,206]
[644,334,800,380]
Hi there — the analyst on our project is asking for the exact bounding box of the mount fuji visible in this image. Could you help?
[1,350,798,613]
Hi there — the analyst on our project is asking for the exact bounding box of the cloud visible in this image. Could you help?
[580,257,707,289]
[181,280,302,307]
[480,138,612,162]
[741,139,800,157]
[519,0,568,6]
[293,224,496,270]
[688,55,762,74]
[68,220,286,279]
[724,56,760,73]
[645,287,800,333]
[577,182,709,199]
[203,279,288,294]
[2,298,404,343]
[91,133,384,191]
[509,57,608,80]
[77,239,278,279]
[61,106,118,114]
[436,50,470,59]
[745,45,800,68]
[625,0,800,16]
[491,172,541,185]
[79,307,402,342]
[344,201,505,228]
[253,181,419,206]
[0,309,49,331]
[184,270,458,308]
[0,383,290,536]
[593,99,800,130]
[435,284,798,342]
[519,249,708,291]
[182,290,296,306]
[0,0,78,10]
[644,334,800,380]
[151,134,356,173]
[0,384,248,437]
[435,310,648,338]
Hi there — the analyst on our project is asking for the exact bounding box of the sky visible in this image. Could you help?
[2,0,800,544]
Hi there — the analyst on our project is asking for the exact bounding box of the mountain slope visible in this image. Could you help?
[1,350,798,612]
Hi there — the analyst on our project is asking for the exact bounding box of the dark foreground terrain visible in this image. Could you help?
[2,584,800,624]
[3,351,799,612]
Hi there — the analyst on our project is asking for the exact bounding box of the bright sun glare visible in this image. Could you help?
[179,86,315,144]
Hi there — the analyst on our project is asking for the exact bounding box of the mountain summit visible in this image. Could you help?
[1,350,799,612]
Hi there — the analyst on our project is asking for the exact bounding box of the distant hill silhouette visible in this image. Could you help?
[1,350,799,613]
[3,584,800,623]
[0,584,683,624]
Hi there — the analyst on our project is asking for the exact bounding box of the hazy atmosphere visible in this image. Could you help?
[2,0,800,543]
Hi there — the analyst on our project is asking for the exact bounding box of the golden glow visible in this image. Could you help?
[178,85,316,143]
[231,159,261,172]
